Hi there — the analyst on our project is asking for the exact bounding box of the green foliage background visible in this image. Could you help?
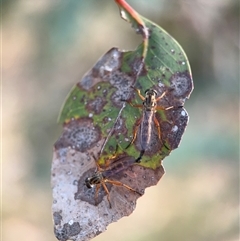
[3,0,239,241]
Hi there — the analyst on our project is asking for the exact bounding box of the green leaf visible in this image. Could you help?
[58,0,193,170]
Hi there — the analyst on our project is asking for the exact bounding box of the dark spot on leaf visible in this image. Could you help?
[79,48,122,90]
[88,220,93,226]
[86,96,107,114]
[53,212,62,225]
[109,71,135,107]
[55,118,101,153]
[166,107,189,149]
[102,116,109,124]
[54,222,81,241]
[169,71,193,100]
[131,56,144,76]
[96,230,102,235]
[108,145,115,152]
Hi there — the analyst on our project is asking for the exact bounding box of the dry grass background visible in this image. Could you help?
[3,0,239,240]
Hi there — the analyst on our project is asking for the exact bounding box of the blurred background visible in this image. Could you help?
[3,0,239,240]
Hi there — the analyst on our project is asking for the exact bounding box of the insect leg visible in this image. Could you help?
[125,117,142,149]
[155,91,167,101]
[104,145,120,167]
[131,86,145,101]
[123,98,143,108]
[154,115,161,140]
[121,86,145,105]
[101,182,112,208]
[106,179,142,196]
[94,184,100,206]
[153,115,170,150]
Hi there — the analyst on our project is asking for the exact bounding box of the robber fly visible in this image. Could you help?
[85,154,142,208]
[125,87,174,161]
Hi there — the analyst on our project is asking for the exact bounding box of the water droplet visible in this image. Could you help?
[67,170,72,175]
[181,110,186,116]
[135,26,141,34]
[172,125,178,132]
[68,219,74,225]
[182,61,186,65]
[97,86,101,90]
[124,138,129,142]
[89,113,93,118]
[171,49,175,54]
[120,9,127,20]
[158,82,164,88]
[108,117,112,121]
[105,65,114,72]
[71,145,75,149]
[71,117,75,121]
[73,180,78,185]
[72,96,76,100]
[142,175,146,179]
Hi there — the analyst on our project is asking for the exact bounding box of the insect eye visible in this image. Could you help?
[86,183,92,189]
[85,178,93,188]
